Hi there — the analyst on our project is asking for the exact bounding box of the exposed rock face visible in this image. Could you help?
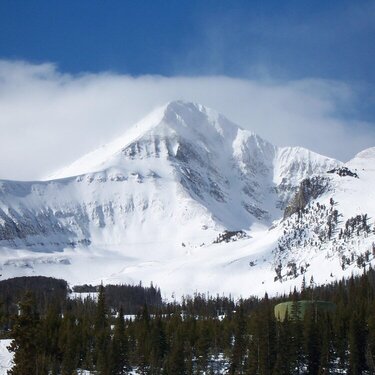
[327,167,358,178]
[283,176,331,219]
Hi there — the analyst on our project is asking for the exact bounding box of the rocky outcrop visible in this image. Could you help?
[283,176,330,219]
[327,166,358,178]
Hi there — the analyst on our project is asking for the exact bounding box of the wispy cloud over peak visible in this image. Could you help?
[0,60,374,180]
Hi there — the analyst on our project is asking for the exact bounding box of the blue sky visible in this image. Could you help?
[0,1,375,179]
[1,0,374,82]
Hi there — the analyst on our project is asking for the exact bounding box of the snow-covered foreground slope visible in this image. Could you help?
[0,340,13,375]
[1,101,374,298]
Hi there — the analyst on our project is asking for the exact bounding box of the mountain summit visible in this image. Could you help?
[49,101,338,182]
[9,100,338,246]
[49,101,240,179]
[1,101,373,297]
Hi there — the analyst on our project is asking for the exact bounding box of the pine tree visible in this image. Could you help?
[301,276,307,299]
[256,296,277,375]
[7,292,40,375]
[59,305,80,375]
[273,317,292,375]
[195,321,211,373]
[110,307,131,375]
[349,309,368,374]
[42,302,62,374]
[318,314,335,374]
[367,300,375,373]
[149,315,167,374]
[229,304,247,375]
[289,296,303,373]
[165,325,185,375]
[135,304,151,374]
[303,307,321,375]
[94,285,111,375]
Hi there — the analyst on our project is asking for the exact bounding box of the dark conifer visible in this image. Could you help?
[303,306,321,374]
[7,292,40,375]
[135,304,152,374]
[59,305,80,375]
[273,317,292,375]
[42,302,62,374]
[110,306,131,375]
[229,303,247,375]
[349,309,368,374]
[149,315,167,374]
[165,325,185,375]
[94,284,111,375]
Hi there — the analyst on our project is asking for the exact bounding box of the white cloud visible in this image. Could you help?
[0,60,374,180]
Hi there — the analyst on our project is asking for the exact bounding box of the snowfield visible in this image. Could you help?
[0,101,374,298]
[0,340,13,375]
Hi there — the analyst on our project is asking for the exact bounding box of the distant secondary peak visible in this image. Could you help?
[353,147,375,160]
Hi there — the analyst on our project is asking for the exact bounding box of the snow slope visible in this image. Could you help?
[2,101,373,298]
[0,101,339,249]
[0,340,13,375]
[272,149,375,288]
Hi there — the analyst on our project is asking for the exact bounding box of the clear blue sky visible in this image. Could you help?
[1,0,374,119]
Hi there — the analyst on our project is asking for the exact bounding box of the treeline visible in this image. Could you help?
[2,269,375,374]
[0,277,163,331]
[73,282,162,313]
[0,276,68,330]
[101,283,162,313]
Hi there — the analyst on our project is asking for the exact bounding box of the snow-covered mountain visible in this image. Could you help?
[0,100,373,298]
[274,148,375,283]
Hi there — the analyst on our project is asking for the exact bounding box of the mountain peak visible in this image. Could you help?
[46,100,340,185]
[1,101,358,297]
[163,99,214,114]
[47,101,241,179]
[163,99,199,111]
[346,146,375,170]
[353,146,375,160]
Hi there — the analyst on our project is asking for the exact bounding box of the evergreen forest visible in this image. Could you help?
[1,270,375,374]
